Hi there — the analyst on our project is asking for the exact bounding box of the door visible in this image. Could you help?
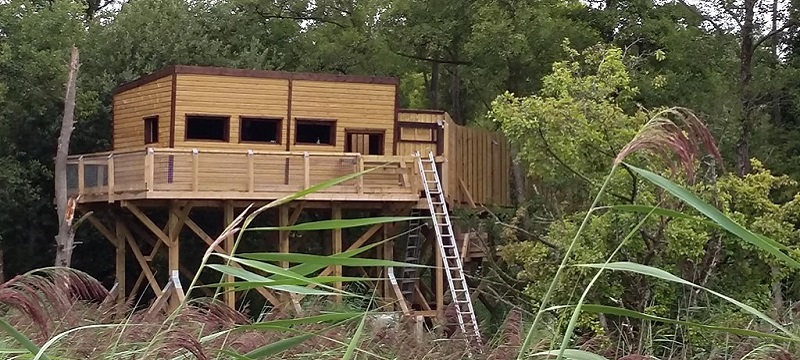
[345,130,385,155]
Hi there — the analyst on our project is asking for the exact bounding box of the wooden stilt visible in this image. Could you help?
[167,203,182,310]
[332,203,342,303]
[185,216,283,307]
[435,229,444,318]
[115,219,126,312]
[382,223,394,303]
[223,200,235,308]
[279,205,289,269]
[296,221,384,302]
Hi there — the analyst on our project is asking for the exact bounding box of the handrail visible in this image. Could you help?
[65,148,423,202]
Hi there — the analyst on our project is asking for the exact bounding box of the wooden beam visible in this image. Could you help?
[117,220,162,297]
[459,178,477,209]
[279,205,289,269]
[296,221,384,301]
[115,219,126,312]
[332,203,342,303]
[414,284,432,312]
[87,215,118,247]
[435,229,444,318]
[146,281,174,317]
[223,200,235,308]
[382,223,393,302]
[124,202,171,246]
[167,201,190,309]
[185,215,283,307]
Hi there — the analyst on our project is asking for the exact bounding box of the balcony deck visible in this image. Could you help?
[67,148,429,204]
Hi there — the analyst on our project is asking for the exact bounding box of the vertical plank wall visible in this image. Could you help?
[398,110,512,207]
[396,111,442,157]
[113,75,173,150]
[444,115,511,207]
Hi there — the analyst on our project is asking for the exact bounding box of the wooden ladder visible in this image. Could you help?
[415,151,482,354]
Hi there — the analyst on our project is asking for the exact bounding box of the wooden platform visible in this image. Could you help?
[67,148,434,204]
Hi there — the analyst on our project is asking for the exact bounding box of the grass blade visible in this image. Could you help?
[627,164,799,264]
[241,333,316,358]
[206,264,340,295]
[213,254,350,295]
[603,205,717,226]
[0,319,50,360]
[238,252,428,268]
[205,276,382,290]
[246,216,423,232]
[571,304,799,342]
[577,261,799,340]
[342,313,367,360]
[241,312,364,330]
[533,349,609,360]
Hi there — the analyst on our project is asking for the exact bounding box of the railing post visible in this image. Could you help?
[356,154,364,195]
[77,155,85,196]
[303,152,310,189]
[144,148,154,191]
[107,153,115,203]
[192,149,199,192]
[247,150,254,193]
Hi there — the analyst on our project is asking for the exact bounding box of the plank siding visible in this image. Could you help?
[113,76,172,150]
[440,115,512,207]
[172,74,289,150]
[290,80,395,154]
[398,111,444,124]
[107,67,512,207]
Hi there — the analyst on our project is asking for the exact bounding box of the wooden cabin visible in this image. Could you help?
[67,65,511,322]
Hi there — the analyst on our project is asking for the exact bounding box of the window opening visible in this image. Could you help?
[241,117,280,143]
[186,115,229,141]
[296,119,335,145]
[144,116,159,144]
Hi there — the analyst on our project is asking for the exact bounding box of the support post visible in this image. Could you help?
[332,203,342,303]
[356,155,364,194]
[115,219,126,313]
[192,149,199,192]
[145,148,154,191]
[303,152,310,189]
[435,230,444,318]
[107,154,115,203]
[279,205,289,269]
[382,223,394,304]
[224,200,235,308]
[77,156,85,195]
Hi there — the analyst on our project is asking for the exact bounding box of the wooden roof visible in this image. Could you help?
[112,65,400,95]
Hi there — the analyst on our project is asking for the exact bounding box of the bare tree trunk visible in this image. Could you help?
[736,0,756,177]
[771,265,784,320]
[509,147,527,205]
[54,46,80,268]
[429,61,440,109]
[772,0,783,125]
[0,246,6,284]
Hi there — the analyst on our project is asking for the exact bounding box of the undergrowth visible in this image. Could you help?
[1,108,800,359]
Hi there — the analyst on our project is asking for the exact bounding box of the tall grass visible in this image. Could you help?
[0,108,798,359]
[516,107,800,359]
[0,167,441,359]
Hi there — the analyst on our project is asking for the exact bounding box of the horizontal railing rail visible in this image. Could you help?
[66,148,435,202]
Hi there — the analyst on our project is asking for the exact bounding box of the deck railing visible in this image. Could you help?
[66,148,425,202]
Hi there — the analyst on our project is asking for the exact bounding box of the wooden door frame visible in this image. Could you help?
[344,128,386,155]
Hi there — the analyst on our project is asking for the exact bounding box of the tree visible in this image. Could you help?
[54,46,80,267]
[677,0,796,176]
